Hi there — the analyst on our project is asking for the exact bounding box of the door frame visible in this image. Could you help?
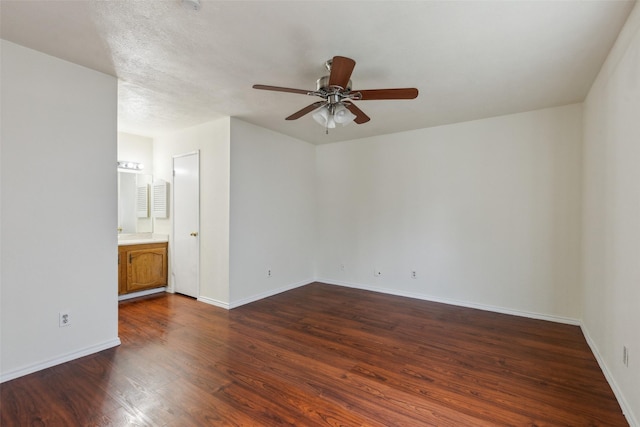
[171,150,200,298]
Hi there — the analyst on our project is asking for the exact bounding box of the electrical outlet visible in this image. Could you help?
[374,269,382,277]
[267,269,272,278]
[59,311,71,327]
[340,264,345,272]
[623,346,629,367]
[411,270,417,279]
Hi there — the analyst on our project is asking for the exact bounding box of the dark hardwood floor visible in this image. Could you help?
[1,283,628,426]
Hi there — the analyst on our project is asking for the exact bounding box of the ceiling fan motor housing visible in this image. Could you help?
[316,76,352,93]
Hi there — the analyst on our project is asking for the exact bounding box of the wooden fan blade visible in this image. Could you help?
[344,102,370,124]
[253,84,311,95]
[353,88,419,100]
[328,56,356,89]
[285,101,325,120]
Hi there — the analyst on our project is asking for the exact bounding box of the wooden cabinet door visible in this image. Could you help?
[118,247,127,295]
[125,246,168,292]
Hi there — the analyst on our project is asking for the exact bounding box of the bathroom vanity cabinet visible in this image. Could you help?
[118,242,168,295]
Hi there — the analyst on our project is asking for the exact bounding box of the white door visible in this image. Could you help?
[173,152,200,298]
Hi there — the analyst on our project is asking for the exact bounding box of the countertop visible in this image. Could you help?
[117,233,169,246]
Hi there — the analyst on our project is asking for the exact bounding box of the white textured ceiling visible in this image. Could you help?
[1,0,635,144]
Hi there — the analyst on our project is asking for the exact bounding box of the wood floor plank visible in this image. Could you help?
[0,282,628,426]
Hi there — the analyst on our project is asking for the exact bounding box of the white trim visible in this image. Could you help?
[227,279,314,309]
[581,324,639,427]
[197,296,229,310]
[318,278,581,325]
[118,287,166,301]
[0,338,121,383]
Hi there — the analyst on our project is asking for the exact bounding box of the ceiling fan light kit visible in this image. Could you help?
[253,56,418,133]
[312,103,357,129]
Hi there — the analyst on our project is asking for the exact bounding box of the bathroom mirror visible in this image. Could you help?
[118,171,153,234]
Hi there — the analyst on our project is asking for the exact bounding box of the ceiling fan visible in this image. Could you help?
[253,56,418,131]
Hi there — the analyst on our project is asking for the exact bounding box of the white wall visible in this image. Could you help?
[153,117,231,305]
[0,41,120,381]
[117,132,153,172]
[582,3,640,424]
[316,104,583,322]
[229,119,316,306]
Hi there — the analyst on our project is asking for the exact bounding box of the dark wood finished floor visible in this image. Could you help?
[1,283,628,426]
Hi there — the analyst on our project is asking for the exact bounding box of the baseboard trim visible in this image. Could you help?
[118,287,166,301]
[227,279,314,309]
[196,279,313,310]
[197,296,230,310]
[581,324,639,427]
[318,279,581,326]
[0,338,121,384]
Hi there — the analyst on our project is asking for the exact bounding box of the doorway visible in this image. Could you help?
[172,151,200,298]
